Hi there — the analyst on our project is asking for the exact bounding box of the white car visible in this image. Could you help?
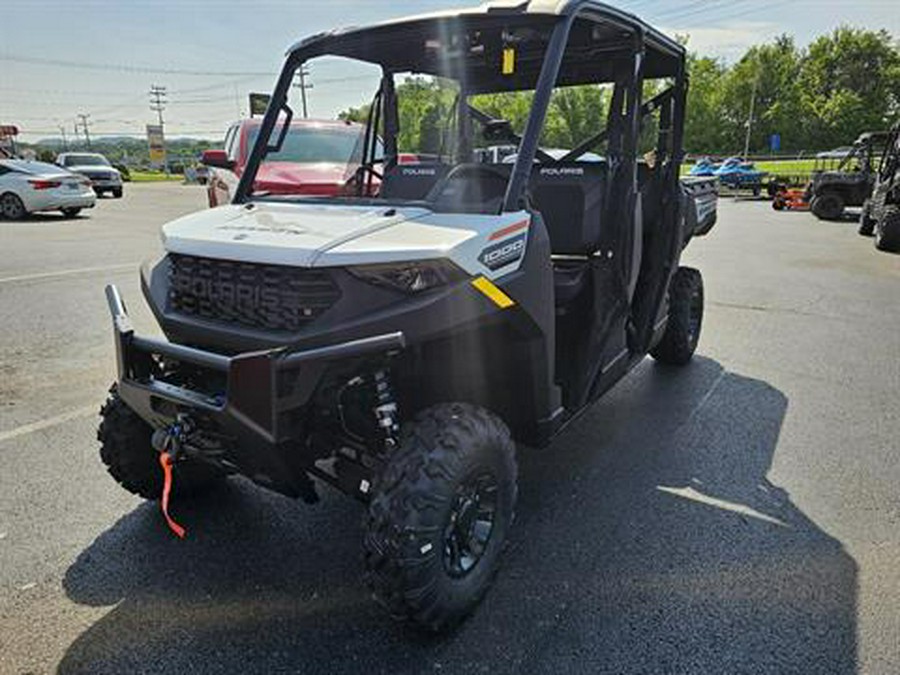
[56,152,123,198]
[0,159,96,219]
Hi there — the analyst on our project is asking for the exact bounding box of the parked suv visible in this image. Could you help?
[56,152,123,198]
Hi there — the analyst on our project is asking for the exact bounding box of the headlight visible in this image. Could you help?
[348,260,467,294]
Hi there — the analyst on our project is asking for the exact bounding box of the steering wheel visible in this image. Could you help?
[348,161,384,196]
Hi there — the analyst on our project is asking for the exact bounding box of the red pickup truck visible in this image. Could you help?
[201,118,371,207]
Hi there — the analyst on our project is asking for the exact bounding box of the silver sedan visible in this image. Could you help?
[0,159,96,219]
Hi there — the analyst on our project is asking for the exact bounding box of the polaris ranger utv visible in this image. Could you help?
[809,130,889,221]
[99,0,717,631]
[859,123,900,251]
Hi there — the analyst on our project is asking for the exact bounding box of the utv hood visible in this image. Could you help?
[162,201,433,266]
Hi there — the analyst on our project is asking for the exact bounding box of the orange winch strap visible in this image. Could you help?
[158,452,186,539]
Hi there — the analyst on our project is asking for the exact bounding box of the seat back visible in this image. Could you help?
[527,162,608,255]
[379,163,450,200]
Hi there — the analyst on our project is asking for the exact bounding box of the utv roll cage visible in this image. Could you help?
[230,1,691,419]
[813,131,890,175]
[235,0,687,214]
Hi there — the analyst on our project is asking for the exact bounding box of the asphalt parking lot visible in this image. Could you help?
[0,184,898,674]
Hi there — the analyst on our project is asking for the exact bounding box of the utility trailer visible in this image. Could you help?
[98,0,717,631]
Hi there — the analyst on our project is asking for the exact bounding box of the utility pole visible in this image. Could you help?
[742,76,758,160]
[149,84,167,127]
[149,85,168,173]
[59,125,68,152]
[76,113,92,149]
[293,66,312,118]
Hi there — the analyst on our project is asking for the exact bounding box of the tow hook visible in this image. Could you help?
[151,416,192,539]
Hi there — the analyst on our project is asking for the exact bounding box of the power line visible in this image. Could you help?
[0,53,273,77]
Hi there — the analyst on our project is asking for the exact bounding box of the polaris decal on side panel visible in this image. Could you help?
[479,232,527,271]
[539,166,584,177]
[400,167,437,176]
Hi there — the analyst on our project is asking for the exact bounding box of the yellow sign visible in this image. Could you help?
[146,124,166,165]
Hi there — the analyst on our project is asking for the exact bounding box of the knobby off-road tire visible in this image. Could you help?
[98,385,222,500]
[874,206,900,252]
[858,200,876,236]
[811,193,844,221]
[651,266,704,366]
[364,403,517,632]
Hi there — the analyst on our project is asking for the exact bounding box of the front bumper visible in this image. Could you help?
[91,179,121,189]
[106,284,404,494]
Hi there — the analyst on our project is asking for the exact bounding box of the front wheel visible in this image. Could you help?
[651,266,704,366]
[364,403,517,632]
[98,386,223,499]
[811,193,844,220]
[858,201,875,236]
[112,188,123,198]
[0,192,27,220]
[875,206,900,252]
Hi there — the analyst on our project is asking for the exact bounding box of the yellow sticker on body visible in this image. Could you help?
[472,276,515,309]
[502,47,516,75]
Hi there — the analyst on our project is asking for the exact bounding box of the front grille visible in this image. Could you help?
[167,254,341,332]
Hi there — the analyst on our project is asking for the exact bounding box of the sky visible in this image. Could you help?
[2,0,899,142]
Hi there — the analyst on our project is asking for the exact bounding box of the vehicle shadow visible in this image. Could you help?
[58,357,857,675]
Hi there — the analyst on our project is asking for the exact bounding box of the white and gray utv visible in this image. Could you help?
[99,0,717,632]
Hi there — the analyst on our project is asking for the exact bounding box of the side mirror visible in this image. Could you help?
[200,149,234,170]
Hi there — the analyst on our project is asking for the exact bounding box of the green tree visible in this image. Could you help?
[718,35,806,154]
[800,27,900,148]
[684,54,728,154]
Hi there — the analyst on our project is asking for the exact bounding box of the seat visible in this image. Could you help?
[526,162,608,305]
[379,162,450,200]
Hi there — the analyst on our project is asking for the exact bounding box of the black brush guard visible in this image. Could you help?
[105,284,405,496]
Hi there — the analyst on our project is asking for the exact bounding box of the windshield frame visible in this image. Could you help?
[234,4,685,214]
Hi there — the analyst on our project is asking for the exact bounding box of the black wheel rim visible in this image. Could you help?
[443,472,498,578]
[1,194,22,218]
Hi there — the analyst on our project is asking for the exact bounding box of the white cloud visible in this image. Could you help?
[662,22,781,61]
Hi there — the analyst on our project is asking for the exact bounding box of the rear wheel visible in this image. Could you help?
[858,200,875,236]
[98,386,223,500]
[60,207,81,218]
[651,266,704,366]
[364,403,517,632]
[811,192,844,220]
[0,192,26,220]
[874,206,900,252]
